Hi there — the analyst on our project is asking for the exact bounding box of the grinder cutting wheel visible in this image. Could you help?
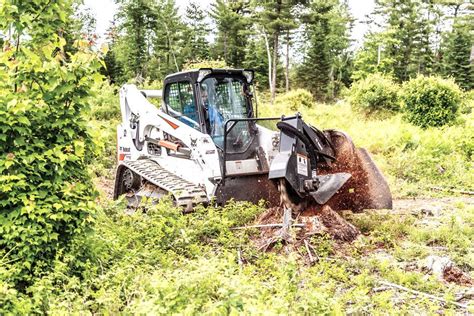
[113,68,392,214]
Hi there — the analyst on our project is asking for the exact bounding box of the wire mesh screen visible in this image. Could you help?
[167,83,181,112]
[165,82,198,128]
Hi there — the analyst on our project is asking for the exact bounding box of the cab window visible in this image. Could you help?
[201,77,252,152]
[165,81,199,129]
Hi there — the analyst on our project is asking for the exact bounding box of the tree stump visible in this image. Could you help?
[306,205,360,242]
[254,205,360,252]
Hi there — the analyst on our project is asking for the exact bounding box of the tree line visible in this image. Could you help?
[103,0,473,101]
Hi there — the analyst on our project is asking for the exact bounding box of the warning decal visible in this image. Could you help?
[297,153,308,176]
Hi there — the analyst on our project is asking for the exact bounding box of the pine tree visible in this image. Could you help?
[102,22,125,83]
[114,0,156,79]
[243,38,270,87]
[296,0,351,101]
[149,0,185,79]
[358,0,436,82]
[440,19,473,90]
[182,2,211,63]
[258,0,300,102]
[210,0,251,67]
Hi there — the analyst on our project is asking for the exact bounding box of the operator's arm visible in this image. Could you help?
[208,104,224,136]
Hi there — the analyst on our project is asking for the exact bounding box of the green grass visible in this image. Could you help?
[2,198,472,314]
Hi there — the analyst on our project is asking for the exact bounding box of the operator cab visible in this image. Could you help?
[163,68,256,154]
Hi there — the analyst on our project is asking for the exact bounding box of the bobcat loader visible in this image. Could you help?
[113,68,392,213]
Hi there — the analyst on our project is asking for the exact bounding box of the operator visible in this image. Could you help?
[201,85,224,139]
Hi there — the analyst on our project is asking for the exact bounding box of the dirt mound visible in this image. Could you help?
[316,130,393,212]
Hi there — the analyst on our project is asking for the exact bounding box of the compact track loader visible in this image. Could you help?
[113,68,392,213]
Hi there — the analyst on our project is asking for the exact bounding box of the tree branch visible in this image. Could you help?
[379,281,469,309]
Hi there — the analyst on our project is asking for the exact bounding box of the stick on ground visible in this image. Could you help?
[304,239,315,264]
[379,281,469,309]
[430,187,474,196]
[231,223,305,230]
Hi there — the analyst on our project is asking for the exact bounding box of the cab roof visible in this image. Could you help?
[163,68,254,86]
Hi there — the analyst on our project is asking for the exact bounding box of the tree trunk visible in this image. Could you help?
[329,65,334,100]
[163,23,179,72]
[285,29,290,92]
[454,4,460,18]
[271,0,282,105]
[271,32,279,105]
[261,30,272,93]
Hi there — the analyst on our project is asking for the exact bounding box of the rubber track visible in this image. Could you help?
[121,159,208,207]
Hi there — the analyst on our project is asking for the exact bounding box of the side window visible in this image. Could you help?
[167,82,181,112]
[165,82,198,129]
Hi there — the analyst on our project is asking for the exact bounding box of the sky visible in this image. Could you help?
[83,0,376,47]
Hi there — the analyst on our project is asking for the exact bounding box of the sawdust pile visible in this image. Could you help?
[253,205,359,252]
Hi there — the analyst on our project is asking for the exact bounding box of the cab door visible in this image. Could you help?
[164,81,201,130]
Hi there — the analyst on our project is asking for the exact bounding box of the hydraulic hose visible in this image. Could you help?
[276,122,335,169]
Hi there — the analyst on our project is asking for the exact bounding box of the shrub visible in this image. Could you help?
[0,38,102,286]
[349,73,400,116]
[401,75,462,128]
[87,82,120,176]
[462,89,474,114]
[90,82,120,121]
[275,89,314,111]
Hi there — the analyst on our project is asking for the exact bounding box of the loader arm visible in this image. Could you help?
[115,85,222,204]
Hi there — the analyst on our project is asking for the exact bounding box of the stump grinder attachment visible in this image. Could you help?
[113,69,392,213]
[268,114,392,212]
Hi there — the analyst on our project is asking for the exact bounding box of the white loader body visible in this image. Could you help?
[115,84,278,205]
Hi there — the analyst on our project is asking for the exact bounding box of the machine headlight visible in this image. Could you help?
[242,69,254,83]
[198,68,212,82]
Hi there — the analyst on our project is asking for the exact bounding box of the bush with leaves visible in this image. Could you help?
[401,75,462,128]
[87,82,121,177]
[349,73,400,116]
[0,0,103,286]
[275,89,314,111]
